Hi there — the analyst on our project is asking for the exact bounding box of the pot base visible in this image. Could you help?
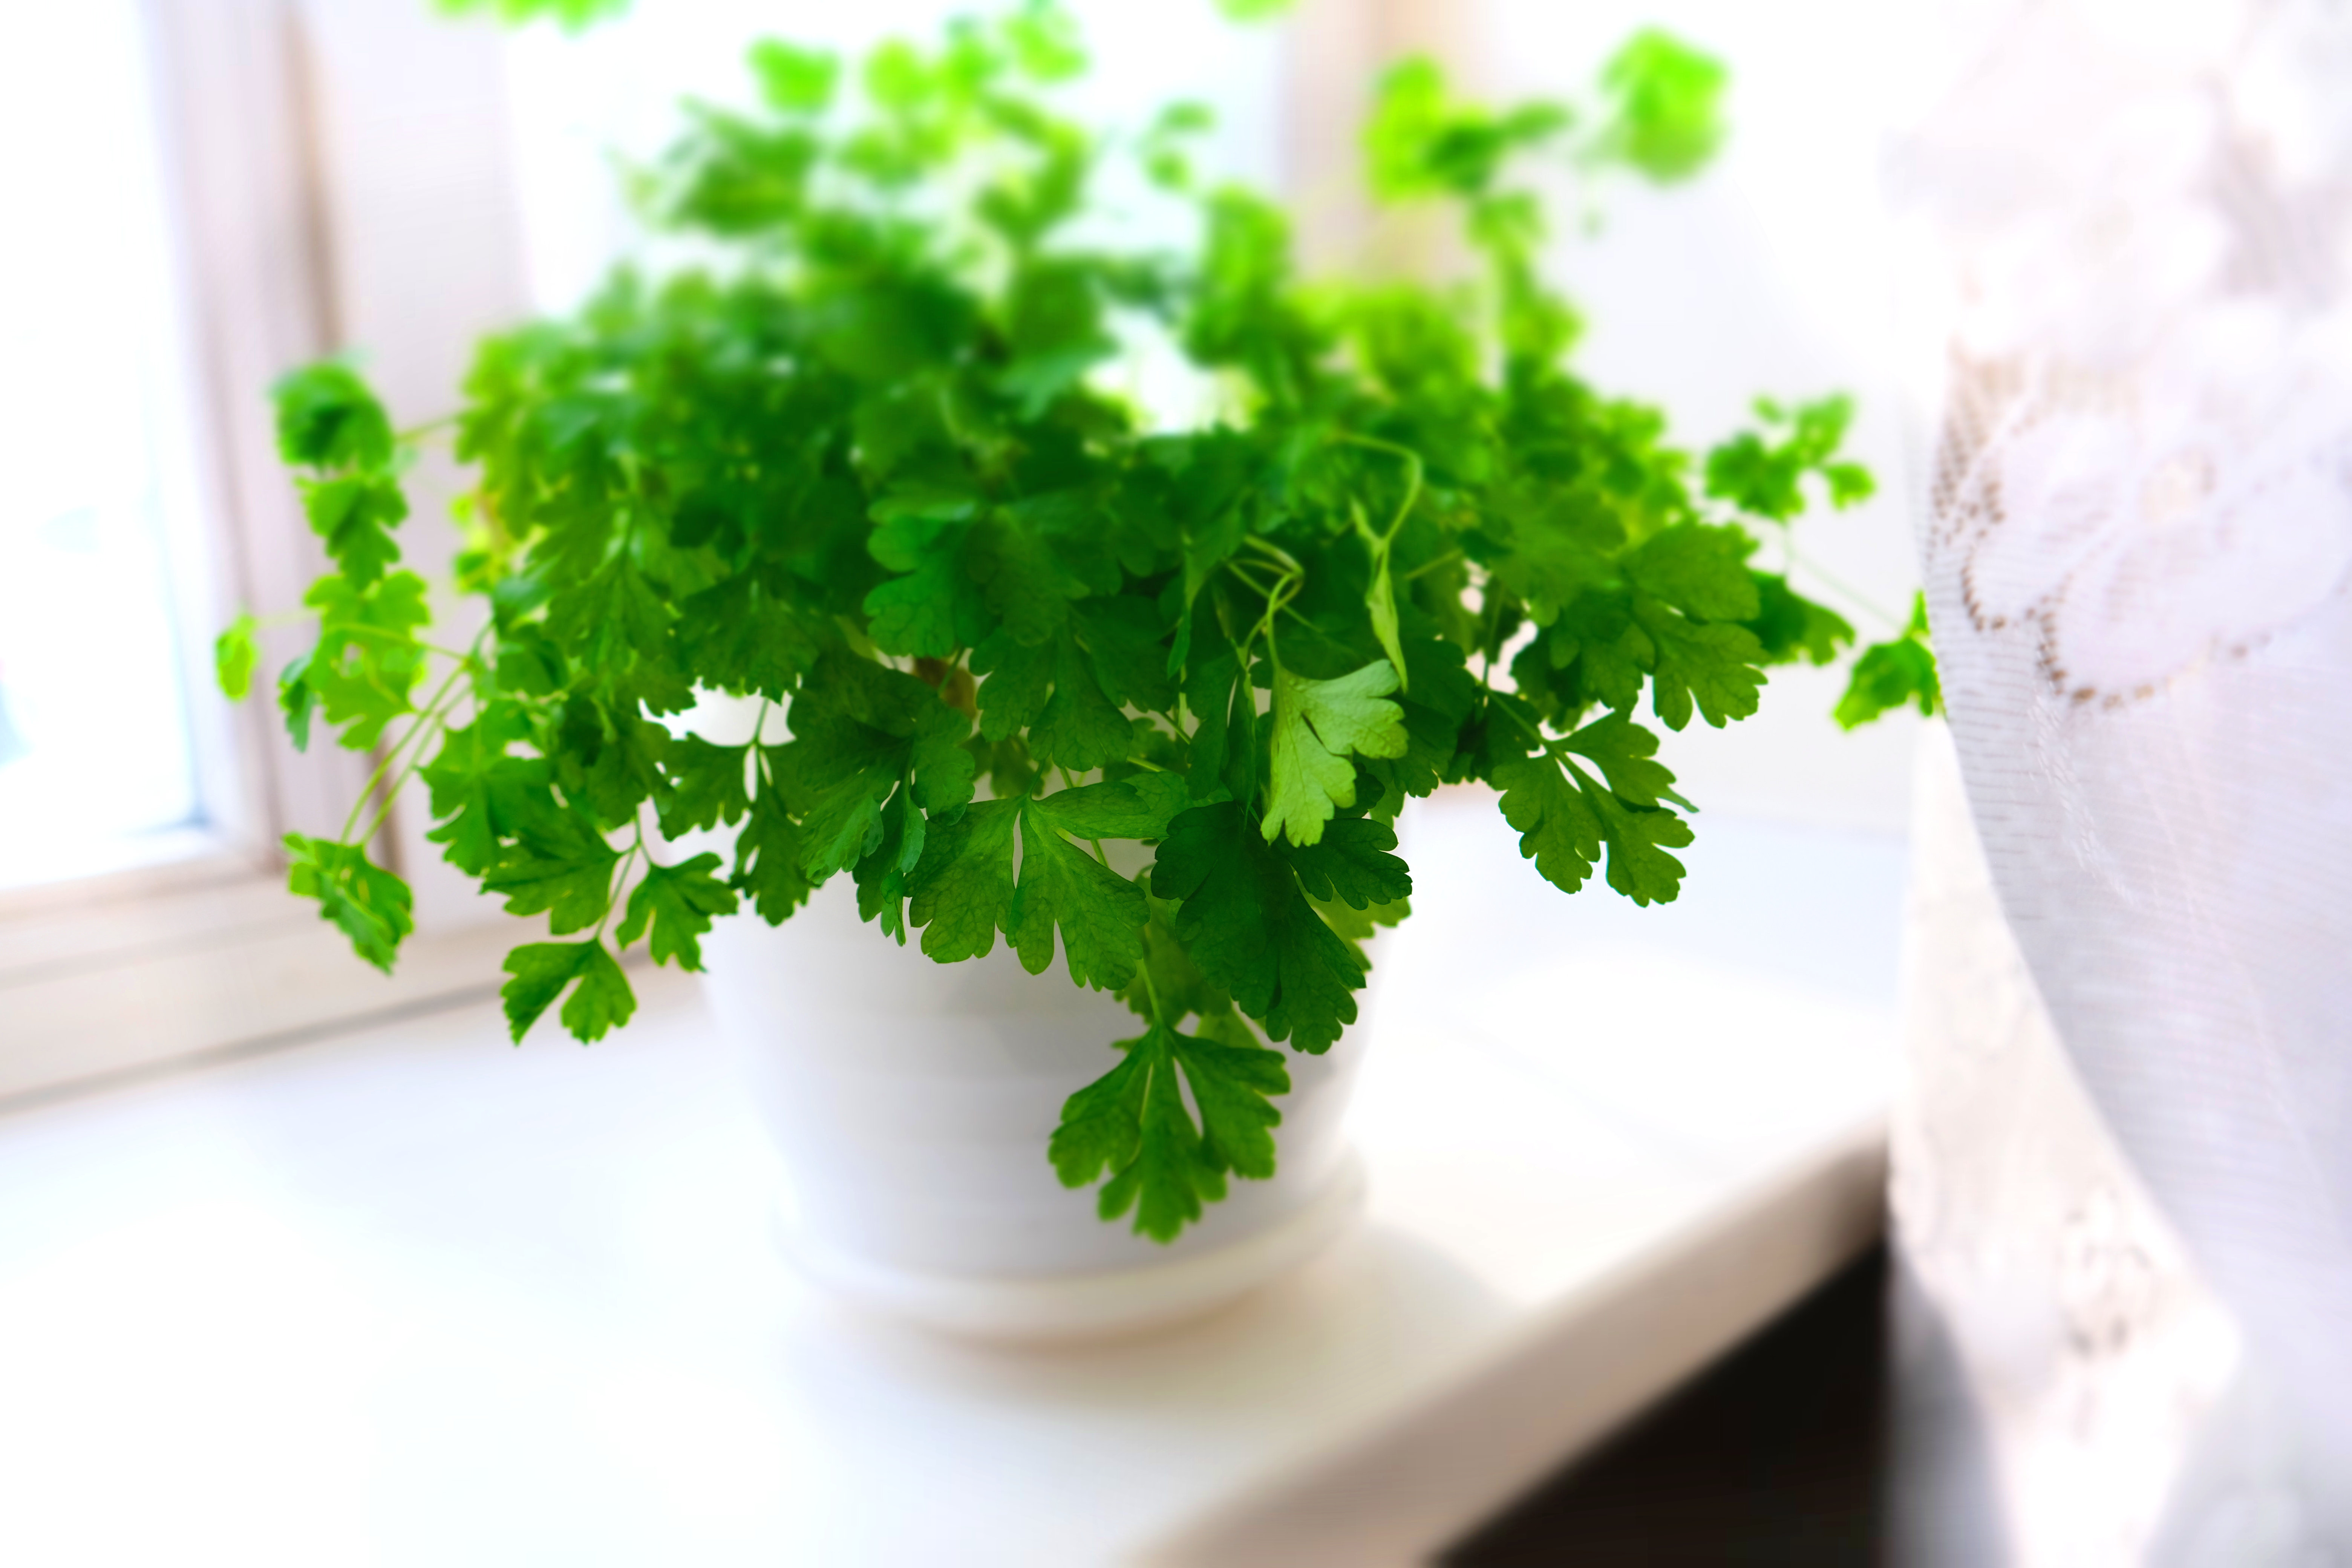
[773,1152,1367,1346]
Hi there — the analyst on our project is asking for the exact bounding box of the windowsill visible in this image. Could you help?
[0,792,1905,1564]
[0,828,257,924]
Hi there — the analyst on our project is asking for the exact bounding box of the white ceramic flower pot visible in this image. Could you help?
[697,877,1369,1343]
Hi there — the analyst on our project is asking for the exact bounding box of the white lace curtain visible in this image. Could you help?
[1890,0,2352,1560]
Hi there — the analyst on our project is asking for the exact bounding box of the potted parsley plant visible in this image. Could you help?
[217,1,1934,1335]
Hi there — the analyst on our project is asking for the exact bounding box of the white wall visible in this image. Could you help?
[500,1,1287,318]
[1479,0,1940,836]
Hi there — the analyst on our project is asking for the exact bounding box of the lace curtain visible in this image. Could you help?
[1889,0,2352,1560]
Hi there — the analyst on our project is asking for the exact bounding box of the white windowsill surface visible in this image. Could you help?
[0,789,1904,1567]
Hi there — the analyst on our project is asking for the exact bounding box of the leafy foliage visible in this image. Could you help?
[1837,592,1944,729]
[432,0,628,28]
[224,2,1927,1242]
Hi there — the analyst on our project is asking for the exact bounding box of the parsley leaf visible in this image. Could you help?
[299,473,407,587]
[1491,750,1692,905]
[1594,29,1726,183]
[1153,801,1366,1051]
[906,796,1020,962]
[500,940,637,1043]
[1836,592,1942,729]
[214,613,260,701]
[617,853,739,970]
[283,833,413,974]
[272,360,394,471]
[1048,1018,1289,1241]
[482,811,621,935]
[301,570,432,751]
[733,784,817,925]
[1263,658,1409,846]
[1008,799,1148,990]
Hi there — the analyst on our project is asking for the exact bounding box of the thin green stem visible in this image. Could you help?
[1337,432,1424,545]
[1240,534,1303,575]
[394,413,460,445]
[341,667,469,844]
[1401,549,1463,583]
[1139,951,1168,1027]
[329,623,472,662]
[594,825,646,944]
[340,622,492,845]
[1784,542,1908,634]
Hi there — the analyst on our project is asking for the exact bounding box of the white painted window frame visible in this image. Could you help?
[0,0,526,1104]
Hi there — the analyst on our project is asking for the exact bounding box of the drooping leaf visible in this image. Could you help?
[283,833,414,974]
[500,939,638,1043]
[616,852,739,970]
[1008,799,1148,990]
[1048,1018,1289,1242]
[1835,593,1942,729]
[215,613,260,701]
[1152,801,1364,1051]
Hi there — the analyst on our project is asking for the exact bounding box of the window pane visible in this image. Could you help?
[0,0,208,890]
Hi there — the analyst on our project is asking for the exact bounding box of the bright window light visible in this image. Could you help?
[0,0,208,891]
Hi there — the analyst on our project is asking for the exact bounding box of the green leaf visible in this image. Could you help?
[863,502,983,658]
[1704,395,1870,522]
[1491,753,1603,896]
[1279,815,1413,910]
[302,570,432,751]
[654,737,753,839]
[434,0,629,28]
[215,613,260,701]
[420,701,557,877]
[283,833,414,974]
[1625,523,1758,623]
[733,786,816,925]
[973,629,1054,742]
[1073,596,1176,714]
[1153,801,1364,1052]
[1031,631,1133,772]
[1365,56,1570,203]
[500,940,637,1044]
[965,508,1088,647]
[796,772,896,884]
[1009,799,1148,990]
[482,819,620,935]
[278,653,318,752]
[853,781,928,940]
[1263,659,1408,846]
[546,560,672,668]
[776,654,975,882]
[1049,1018,1290,1242]
[1836,593,1941,729]
[271,360,393,471]
[749,40,839,112]
[1492,752,1692,905]
[677,575,821,701]
[299,473,407,587]
[1745,573,1855,667]
[906,796,1020,962]
[1027,773,1188,841]
[1558,711,1684,808]
[617,853,739,970]
[1638,600,1765,730]
[1595,29,1727,184]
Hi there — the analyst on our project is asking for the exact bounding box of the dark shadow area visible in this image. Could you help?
[1444,1245,1888,1567]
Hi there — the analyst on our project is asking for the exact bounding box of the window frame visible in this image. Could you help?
[0,0,522,1105]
